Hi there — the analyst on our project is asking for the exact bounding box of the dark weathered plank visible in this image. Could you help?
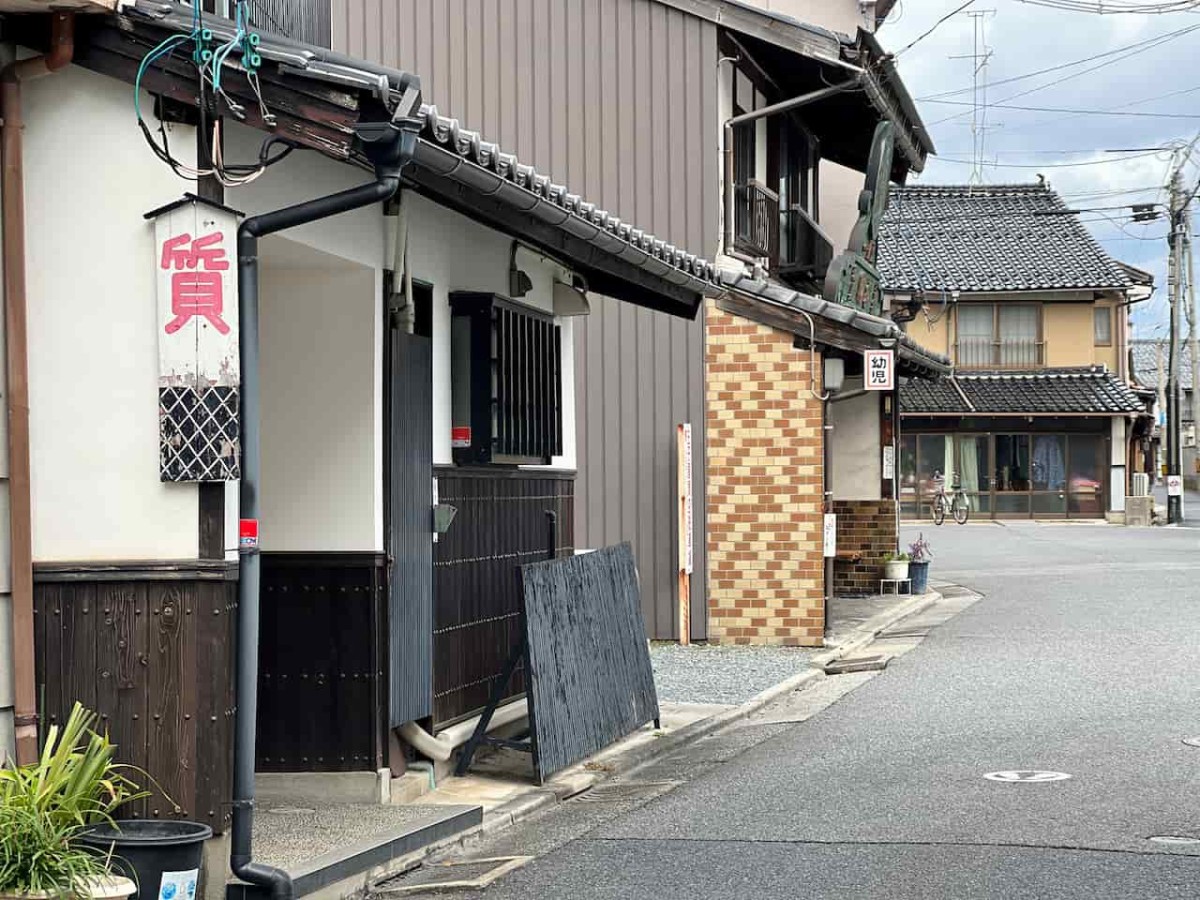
[115,583,150,821]
[61,584,97,719]
[521,543,659,781]
[195,582,232,830]
[147,584,187,819]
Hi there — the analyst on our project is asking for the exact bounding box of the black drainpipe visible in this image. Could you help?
[231,115,422,900]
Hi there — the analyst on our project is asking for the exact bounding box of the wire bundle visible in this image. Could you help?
[134,0,296,186]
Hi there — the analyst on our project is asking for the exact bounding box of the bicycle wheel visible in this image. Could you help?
[931,494,946,526]
[952,492,970,524]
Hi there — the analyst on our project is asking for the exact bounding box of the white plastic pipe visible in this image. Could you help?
[398,699,528,762]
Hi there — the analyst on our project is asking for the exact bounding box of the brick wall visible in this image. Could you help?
[705,300,825,646]
[831,499,897,595]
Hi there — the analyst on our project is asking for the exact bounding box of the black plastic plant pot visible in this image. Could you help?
[78,821,212,900]
[909,560,930,595]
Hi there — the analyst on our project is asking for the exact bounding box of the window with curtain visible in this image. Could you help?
[1094,306,1112,346]
[956,305,994,368]
[956,304,1043,368]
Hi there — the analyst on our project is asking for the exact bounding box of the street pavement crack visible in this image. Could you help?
[583,836,1200,859]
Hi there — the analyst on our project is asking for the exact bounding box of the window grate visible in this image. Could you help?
[451,293,562,465]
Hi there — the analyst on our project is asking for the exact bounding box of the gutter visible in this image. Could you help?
[232,111,423,900]
[2,10,75,766]
[722,79,860,260]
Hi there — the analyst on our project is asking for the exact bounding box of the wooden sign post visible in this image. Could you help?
[677,423,693,646]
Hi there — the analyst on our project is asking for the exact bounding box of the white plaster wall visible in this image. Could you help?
[258,239,379,551]
[829,379,883,500]
[818,160,863,256]
[402,191,578,469]
[25,66,200,560]
[1110,417,1127,513]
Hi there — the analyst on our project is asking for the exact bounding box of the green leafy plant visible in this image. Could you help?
[0,703,147,898]
[882,551,910,563]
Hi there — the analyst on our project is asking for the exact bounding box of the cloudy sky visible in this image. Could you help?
[875,1,1200,337]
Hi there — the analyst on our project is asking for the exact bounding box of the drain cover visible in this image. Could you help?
[1183,737,1200,748]
[983,770,1072,783]
[573,781,681,803]
[823,655,891,675]
[373,857,531,894]
[1149,835,1200,845]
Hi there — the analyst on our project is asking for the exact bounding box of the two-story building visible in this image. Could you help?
[880,183,1155,522]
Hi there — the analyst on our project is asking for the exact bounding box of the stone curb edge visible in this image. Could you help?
[387,588,944,872]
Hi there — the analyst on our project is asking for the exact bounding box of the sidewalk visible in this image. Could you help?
[244,587,942,900]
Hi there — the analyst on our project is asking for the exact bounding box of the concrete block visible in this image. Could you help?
[1125,495,1154,527]
[255,771,387,806]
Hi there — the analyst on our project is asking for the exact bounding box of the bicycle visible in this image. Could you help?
[930,470,970,525]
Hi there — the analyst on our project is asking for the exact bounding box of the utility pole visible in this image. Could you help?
[1187,213,1198,494]
[1167,167,1186,524]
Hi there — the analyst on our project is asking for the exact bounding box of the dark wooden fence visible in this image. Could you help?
[33,563,236,834]
[432,468,574,727]
[256,553,387,772]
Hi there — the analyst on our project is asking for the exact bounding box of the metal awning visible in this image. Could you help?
[43,1,720,318]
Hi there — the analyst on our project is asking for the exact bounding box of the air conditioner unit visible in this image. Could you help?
[1131,473,1150,497]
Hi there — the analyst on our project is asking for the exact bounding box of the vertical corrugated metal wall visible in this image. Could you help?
[332,0,718,640]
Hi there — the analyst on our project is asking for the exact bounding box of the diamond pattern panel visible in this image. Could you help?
[160,386,240,482]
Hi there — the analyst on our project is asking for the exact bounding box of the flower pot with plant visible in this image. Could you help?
[908,533,933,594]
[0,703,145,900]
[882,551,910,581]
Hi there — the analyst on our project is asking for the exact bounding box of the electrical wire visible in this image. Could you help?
[894,0,976,57]
[1014,0,1200,11]
[916,23,1200,101]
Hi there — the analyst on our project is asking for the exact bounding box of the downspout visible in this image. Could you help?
[2,11,74,766]
[722,78,859,261]
[232,114,421,900]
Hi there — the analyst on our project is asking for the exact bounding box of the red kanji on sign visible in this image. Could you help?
[161,232,231,335]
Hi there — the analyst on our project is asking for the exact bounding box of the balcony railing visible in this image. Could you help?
[779,205,834,283]
[733,180,779,263]
[955,339,1045,369]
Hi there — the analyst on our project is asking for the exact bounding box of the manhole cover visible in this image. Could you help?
[983,770,1072,783]
[573,781,681,803]
[264,806,317,815]
[1182,737,1200,748]
[1149,835,1200,845]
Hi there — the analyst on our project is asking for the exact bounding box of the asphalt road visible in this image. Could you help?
[400,522,1200,899]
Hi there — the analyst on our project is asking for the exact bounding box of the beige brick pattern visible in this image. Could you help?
[704,299,825,646]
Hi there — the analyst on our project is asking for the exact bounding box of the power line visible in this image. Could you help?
[1014,0,1200,11]
[927,98,1200,120]
[894,0,977,56]
[916,23,1200,101]
[924,24,1200,127]
[932,148,1169,168]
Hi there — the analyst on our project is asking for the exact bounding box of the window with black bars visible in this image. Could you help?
[450,293,563,465]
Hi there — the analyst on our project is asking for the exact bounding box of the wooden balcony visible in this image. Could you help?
[778,205,835,284]
[733,180,779,262]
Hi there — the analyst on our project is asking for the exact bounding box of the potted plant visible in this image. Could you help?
[908,533,933,594]
[882,551,910,581]
[0,703,143,900]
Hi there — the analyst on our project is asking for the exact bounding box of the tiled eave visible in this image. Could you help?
[63,0,721,318]
[716,272,951,380]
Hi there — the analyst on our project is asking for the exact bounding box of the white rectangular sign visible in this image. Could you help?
[882,445,895,480]
[1167,474,1183,497]
[864,349,895,391]
[823,513,837,558]
[153,196,241,482]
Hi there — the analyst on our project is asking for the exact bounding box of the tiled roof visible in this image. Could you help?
[1131,338,1192,389]
[878,184,1132,294]
[901,366,1147,416]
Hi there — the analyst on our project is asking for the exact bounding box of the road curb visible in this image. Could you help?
[388,588,946,872]
[482,588,943,834]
